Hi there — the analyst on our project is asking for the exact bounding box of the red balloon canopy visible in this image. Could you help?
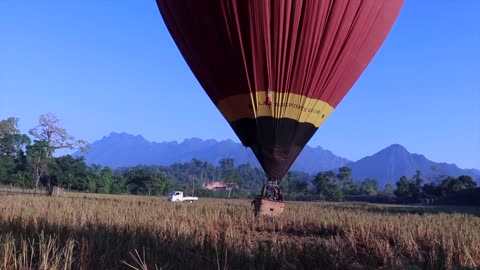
[156,0,404,180]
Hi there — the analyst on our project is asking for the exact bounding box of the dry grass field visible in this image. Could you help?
[0,190,478,269]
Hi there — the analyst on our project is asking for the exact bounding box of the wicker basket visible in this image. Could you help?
[253,197,285,217]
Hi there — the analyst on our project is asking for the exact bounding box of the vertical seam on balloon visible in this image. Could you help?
[303,0,325,96]
[231,1,256,120]
[277,1,289,142]
[325,1,371,103]
[299,0,326,134]
[316,0,351,95]
[327,1,383,104]
[285,1,296,152]
[308,0,335,97]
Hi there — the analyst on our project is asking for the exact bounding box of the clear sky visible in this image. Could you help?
[1,1,479,169]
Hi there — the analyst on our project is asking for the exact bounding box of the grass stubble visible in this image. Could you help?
[0,191,478,270]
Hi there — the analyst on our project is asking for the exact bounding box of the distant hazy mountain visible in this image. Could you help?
[76,132,351,173]
[347,144,480,188]
[76,133,480,186]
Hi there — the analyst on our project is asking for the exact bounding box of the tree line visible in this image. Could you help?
[0,115,253,196]
[302,167,478,205]
[1,115,478,204]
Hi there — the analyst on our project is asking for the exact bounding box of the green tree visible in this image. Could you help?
[413,170,423,186]
[337,166,352,189]
[313,171,343,201]
[0,117,30,157]
[237,163,265,194]
[21,114,88,193]
[98,166,114,193]
[10,171,34,188]
[111,175,128,194]
[285,171,311,195]
[343,182,362,196]
[394,176,411,202]
[0,156,16,184]
[441,175,477,194]
[0,117,30,185]
[89,164,103,174]
[125,167,151,194]
[219,158,235,176]
[26,140,52,193]
[394,171,426,203]
[383,183,394,194]
[49,155,88,190]
[225,170,243,197]
[219,158,243,197]
[84,173,99,193]
[422,182,442,198]
[457,175,477,189]
[411,170,423,200]
[360,178,378,196]
[145,171,168,195]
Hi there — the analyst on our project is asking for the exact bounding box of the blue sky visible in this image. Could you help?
[0,1,479,169]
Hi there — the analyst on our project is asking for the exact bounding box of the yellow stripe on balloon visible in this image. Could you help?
[216,91,334,128]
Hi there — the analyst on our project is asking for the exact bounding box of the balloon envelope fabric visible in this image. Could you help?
[156,0,404,180]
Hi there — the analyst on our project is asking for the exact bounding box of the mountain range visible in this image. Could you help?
[75,132,480,187]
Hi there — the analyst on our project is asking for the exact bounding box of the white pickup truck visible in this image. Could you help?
[167,191,198,202]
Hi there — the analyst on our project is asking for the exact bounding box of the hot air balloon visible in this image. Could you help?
[156,0,403,216]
